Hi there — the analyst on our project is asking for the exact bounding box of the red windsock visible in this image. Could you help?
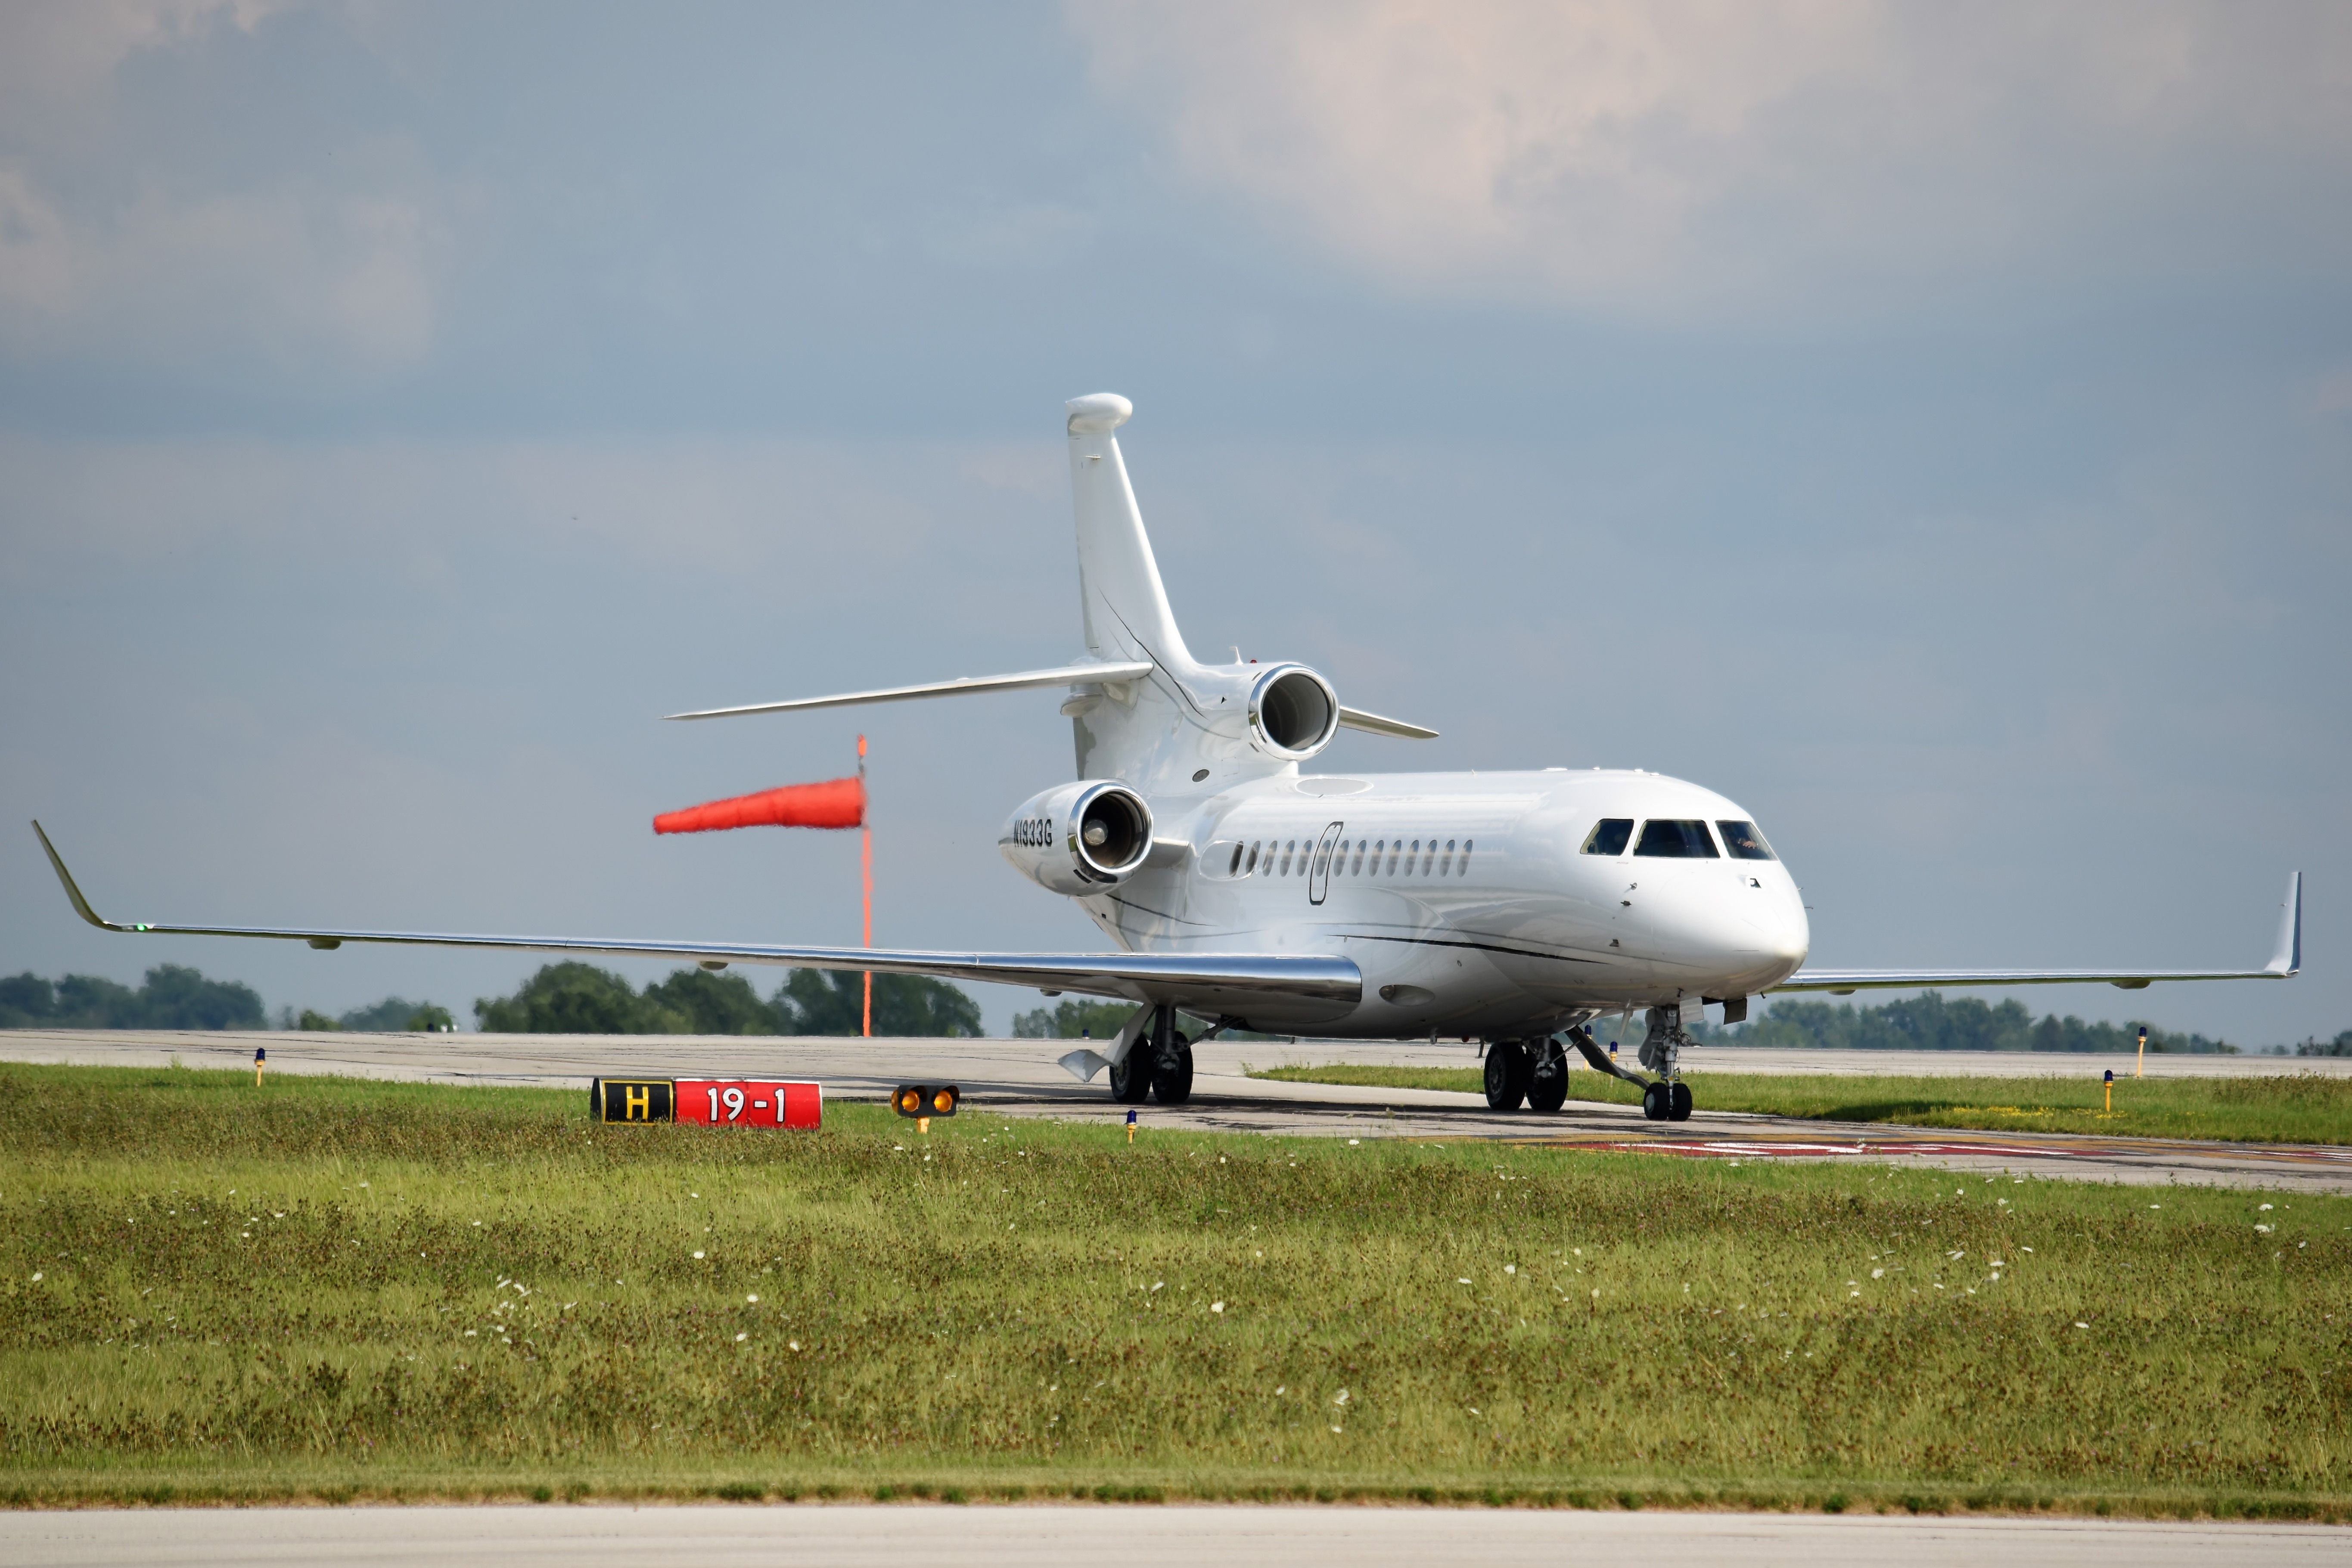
[654,776,866,835]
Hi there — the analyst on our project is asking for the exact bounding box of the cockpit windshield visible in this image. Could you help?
[1580,818,1633,856]
[1716,820,1777,860]
[1633,819,1719,858]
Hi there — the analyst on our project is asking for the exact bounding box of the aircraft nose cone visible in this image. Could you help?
[1743,883,1811,974]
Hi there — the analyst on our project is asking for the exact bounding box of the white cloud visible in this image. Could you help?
[1068,0,2352,315]
[0,2,450,369]
[0,1,294,112]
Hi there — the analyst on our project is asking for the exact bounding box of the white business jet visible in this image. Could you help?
[33,393,2301,1122]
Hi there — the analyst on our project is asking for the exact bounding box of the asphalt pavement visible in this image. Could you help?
[2,1505,2345,1567]
[6,1029,2347,1193]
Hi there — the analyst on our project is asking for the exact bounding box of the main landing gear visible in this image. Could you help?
[1486,1012,1696,1121]
[1110,1003,1193,1106]
[1482,1038,1570,1112]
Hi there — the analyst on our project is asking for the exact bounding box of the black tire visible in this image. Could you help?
[1109,1049,1152,1103]
[1483,1041,1529,1111]
[1151,1037,1194,1105]
[1669,1080,1693,1121]
[1525,1039,1569,1113]
[1641,1080,1671,1121]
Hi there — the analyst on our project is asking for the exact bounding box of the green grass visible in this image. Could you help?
[1247,1064,2352,1145]
[2,1062,2348,1518]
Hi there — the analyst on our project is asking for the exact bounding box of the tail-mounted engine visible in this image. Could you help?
[1247,664,1340,761]
[999,780,1155,896]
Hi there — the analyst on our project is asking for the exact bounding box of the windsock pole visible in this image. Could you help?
[860,735,872,1039]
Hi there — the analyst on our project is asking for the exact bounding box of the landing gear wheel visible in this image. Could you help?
[1109,1049,1152,1103]
[1640,1080,1671,1121]
[1483,1041,1530,1111]
[1150,1037,1194,1105]
[1525,1039,1569,1113]
[1668,1081,1693,1121]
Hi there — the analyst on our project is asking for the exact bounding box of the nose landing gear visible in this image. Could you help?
[1637,1004,1696,1122]
[1641,1079,1695,1121]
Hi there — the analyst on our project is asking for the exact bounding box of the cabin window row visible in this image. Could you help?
[1579,817,1777,861]
[1224,835,1474,880]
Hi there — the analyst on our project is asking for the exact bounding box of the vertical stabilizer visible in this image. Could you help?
[1066,394,1193,668]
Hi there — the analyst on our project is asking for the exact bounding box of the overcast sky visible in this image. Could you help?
[2,2,2346,1044]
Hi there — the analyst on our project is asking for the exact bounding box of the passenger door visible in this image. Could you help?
[1308,821,1343,905]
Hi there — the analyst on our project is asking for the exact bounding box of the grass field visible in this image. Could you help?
[1247,1064,2352,1146]
[3,1063,2348,1517]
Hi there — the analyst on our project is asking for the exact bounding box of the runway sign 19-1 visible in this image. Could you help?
[591,1078,821,1129]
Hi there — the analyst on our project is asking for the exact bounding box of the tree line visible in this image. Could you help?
[472,962,982,1036]
[1689,991,2242,1053]
[0,966,266,1031]
[0,960,983,1037]
[9,964,2340,1052]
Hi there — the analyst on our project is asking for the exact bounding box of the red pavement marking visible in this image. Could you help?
[1520,1134,2350,1167]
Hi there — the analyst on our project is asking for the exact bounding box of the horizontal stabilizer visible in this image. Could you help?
[30,821,1359,1028]
[1777,872,2302,995]
[665,661,1154,721]
[1337,706,1438,740]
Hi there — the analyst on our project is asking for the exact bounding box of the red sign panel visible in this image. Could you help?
[672,1079,822,1129]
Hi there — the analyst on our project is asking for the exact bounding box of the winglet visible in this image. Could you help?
[30,821,124,932]
[2269,871,2302,975]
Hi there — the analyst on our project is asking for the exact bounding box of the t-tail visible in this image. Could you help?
[1064,392,1193,673]
[661,392,1438,789]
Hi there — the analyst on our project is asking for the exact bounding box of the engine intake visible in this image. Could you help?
[1248,664,1340,760]
[999,780,1156,896]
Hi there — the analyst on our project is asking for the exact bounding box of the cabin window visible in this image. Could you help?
[1459,838,1473,876]
[1581,819,1633,856]
[1406,838,1420,875]
[1716,820,1777,861]
[1634,819,1720,858]
[1386,841,1400,875]
[1281,840,1296,875]
[1422,841,1436,876]
[1350,842,1365,876]
[1246,841,1261,875]
[1439,838,1456,876]
[1228,843,1244,876]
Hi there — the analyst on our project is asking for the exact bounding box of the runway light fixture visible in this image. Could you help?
[895,1084,959,1119]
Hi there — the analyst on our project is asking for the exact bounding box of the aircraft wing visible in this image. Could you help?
[663,661,1155,721]
[1772,872,2302,995]
[31,822,1360,1028]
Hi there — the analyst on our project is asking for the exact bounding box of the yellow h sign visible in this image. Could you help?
[594,1079,675,1124]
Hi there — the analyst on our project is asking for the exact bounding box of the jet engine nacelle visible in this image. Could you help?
[998,780,1155,896]
[1247,663,1340,761]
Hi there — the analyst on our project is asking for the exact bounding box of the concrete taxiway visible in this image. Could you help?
[6,1029,2346,1194]
[1,1505,2343,1568]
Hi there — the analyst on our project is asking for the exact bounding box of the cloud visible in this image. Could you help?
[1068,0,2352,316]
[0,2,449,370]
